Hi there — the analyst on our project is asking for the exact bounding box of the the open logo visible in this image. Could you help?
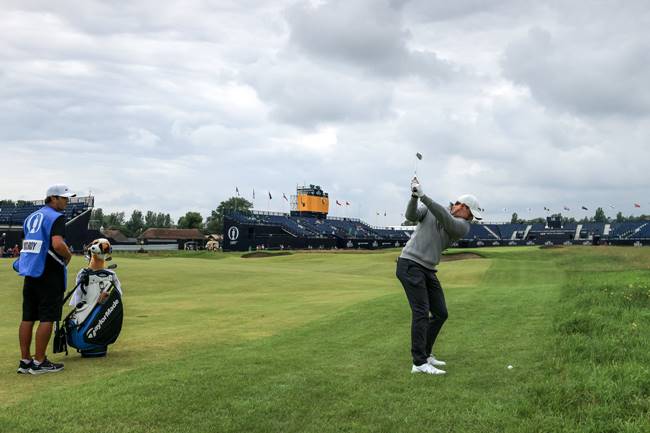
[227,226,240,241]
[26,212,44,234]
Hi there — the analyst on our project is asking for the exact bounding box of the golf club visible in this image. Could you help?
[415,152,422,176]
[413,152,423,193]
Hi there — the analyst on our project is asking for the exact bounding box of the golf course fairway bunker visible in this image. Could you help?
[241,251,294,258]
[440,252,483,261]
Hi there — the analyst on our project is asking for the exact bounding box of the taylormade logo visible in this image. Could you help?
[86,299,120,339]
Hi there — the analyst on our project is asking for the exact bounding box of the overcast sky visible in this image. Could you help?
[2,0,649,224]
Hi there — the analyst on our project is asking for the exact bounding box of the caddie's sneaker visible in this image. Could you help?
[17,360,33,374]
[427,355,447,367]
[411,363,446,375]
[29,358,64,375]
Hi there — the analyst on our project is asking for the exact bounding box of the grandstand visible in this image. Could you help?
[453,219,650,248]
[223,185,412,251]
[0,197,94,252]
[222,186,650,250]
[224,210,411,251]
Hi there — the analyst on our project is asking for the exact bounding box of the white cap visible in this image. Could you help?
[457,194,482,220]
[46,184,76,198]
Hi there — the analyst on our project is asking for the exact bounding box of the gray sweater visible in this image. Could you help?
[400,195,470,270]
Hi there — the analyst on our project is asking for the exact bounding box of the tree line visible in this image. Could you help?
[88,197,253,237]
[0,199,41,207]
[511,208,650,225]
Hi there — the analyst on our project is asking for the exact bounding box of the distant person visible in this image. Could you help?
[12,244,20,257]
[15,184,75,374]
[396,177,481,375]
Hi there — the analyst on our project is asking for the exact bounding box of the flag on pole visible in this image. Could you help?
[283,193,288,202]
[544,207,550,211]
[384,211,387,217]
[346,201,350,206]
[268,191,272,200]
[336,200,342,206]
[376,212,380,216]
[608,204,615,209]
[634,203,641,208]
[236,187,239,196]
[252,188,255,199]
[563,206,570,211]
[581,206,589,211]
[502,207,507,212]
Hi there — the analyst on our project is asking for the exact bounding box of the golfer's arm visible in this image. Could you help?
[51,235,72,265]
[420,195,469,238]
[405,197,426,222]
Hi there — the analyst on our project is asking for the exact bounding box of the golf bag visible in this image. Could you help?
[54,269,124,358]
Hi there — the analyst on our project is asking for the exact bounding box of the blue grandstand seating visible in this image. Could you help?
[224,210,650,247]
[609,222,644,238]
[498,224,527,240]
[465,224,498,240]
[580,223,605,236]
[0,199,93,226]
[628,222,650,239]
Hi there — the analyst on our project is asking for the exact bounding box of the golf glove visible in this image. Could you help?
[411,178,424,198]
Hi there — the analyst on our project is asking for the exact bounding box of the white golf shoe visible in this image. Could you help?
[427,355,446,367]
[411,363,446,375]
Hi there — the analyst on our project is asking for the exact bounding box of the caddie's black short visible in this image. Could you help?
[22,259,65,322]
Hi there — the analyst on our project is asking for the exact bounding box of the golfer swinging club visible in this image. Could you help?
[396,176,482,375]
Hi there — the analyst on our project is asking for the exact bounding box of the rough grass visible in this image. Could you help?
[0,246,649,432]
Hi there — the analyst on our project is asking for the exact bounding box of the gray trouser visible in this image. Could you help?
[396,257,448,366]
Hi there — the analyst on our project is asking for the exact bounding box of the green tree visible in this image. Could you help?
[615,212,624,223]
[141,211,174,229]
[144,210,157,228]
[177,211,203,230]
[124,210,145,237]
[510,212,519,224]
[205,197,253,234]
[0,200,16,207]
[593,207,607,223]
[104,212,125,229]
[89,208,104,230]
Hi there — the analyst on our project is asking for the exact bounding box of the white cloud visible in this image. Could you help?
[1,0,649,224]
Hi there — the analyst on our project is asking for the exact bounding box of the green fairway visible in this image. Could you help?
[1,247,649,432]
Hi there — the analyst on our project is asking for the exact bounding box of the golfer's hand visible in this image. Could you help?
[411,178,424,198]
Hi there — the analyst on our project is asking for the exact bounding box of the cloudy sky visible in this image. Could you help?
[2,0,649,224]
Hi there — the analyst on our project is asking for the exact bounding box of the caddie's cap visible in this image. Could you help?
[46,184,76,198]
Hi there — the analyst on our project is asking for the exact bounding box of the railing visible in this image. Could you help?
[19,195,95,207]
[328,216,362,223]
[252,210,288,217]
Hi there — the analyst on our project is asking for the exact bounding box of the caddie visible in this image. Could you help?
[15,184,75,375]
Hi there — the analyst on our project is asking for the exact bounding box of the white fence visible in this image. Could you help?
[112,244,179,252]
